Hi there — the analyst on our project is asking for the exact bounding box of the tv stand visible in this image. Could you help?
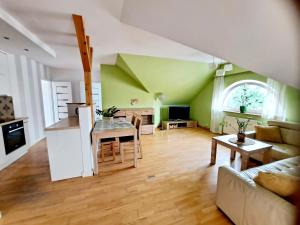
[162,120,197,130]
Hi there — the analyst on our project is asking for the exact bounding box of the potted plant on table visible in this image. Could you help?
[96,106,120,122]
[236,118,250,142]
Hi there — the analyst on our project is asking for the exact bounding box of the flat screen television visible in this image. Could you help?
[169,106,190,121]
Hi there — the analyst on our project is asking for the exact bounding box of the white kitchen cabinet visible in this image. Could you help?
[0,51,11,95]
[0,118,29,171]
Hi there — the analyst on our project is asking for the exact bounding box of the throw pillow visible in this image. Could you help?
[255,125,283,143]
[254,171,300,197]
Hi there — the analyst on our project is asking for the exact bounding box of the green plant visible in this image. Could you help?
[234,84,263,107]
[236,118,250,133]
[96,106,120,117]
[227,118,250,133]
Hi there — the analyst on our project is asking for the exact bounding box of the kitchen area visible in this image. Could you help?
[0,96,29,170]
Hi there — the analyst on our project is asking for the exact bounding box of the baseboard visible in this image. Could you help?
[82,169,93,177]
[0,148,28,171]
[197,124,210,131]
[29,136,46,148]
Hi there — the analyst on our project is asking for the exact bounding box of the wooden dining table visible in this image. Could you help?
[92,119,137,174]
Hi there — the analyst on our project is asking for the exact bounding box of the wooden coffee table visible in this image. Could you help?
[210,134,272,170]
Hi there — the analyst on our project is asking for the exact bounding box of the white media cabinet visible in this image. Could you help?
[162,120,197,130]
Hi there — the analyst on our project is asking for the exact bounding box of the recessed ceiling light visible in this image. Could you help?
[24,48,29,52]
[3,36,10,40]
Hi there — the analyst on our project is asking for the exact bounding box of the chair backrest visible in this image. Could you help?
[135,116,143,140]
[131,113,137,126]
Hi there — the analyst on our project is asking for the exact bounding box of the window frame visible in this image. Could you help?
[222,80,267,115]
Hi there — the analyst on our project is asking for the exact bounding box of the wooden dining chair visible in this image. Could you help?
[120,116,143,163]
[131,113,138,126]
[99,138,119,162]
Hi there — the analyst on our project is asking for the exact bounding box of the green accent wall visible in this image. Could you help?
[117,54,215,105]
[190,65,300,128]
[101,64,154,109]
[102,56,300,129]
[102,54,215,127]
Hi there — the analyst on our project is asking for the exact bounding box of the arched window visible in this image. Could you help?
[223,80,267,114]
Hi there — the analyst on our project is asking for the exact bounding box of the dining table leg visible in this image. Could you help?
[134,130,137,168]
[92,136,99,175]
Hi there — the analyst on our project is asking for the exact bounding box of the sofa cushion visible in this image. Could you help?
[254,171,300,197]
[268,120,300,131]
[270,142,300,159]
[250,143,300,163]
[280,128,300,147]
[255,125,283,143]
[241,156,300,180]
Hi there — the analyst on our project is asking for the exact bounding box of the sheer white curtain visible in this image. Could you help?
[262,78,287,121]
[210,75,224,133]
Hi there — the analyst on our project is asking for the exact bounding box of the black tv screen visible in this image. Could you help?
[169,106,190,120]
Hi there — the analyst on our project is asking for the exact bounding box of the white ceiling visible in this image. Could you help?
[0,0,299,88]
[121,0,300,88]
[0,0,219,70]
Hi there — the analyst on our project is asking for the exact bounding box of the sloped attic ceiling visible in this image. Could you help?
[121,0,300,88]
[116,54,216,104]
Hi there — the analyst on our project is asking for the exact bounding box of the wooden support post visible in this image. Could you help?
[72,14,94,125]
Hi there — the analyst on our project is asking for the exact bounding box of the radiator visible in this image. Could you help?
[223,115,258,134]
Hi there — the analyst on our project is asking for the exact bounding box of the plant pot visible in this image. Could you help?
[103,116,114,123]
[237,132,246,142]
[240,106,247,113]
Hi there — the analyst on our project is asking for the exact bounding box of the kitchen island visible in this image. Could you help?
[45,106,93,181]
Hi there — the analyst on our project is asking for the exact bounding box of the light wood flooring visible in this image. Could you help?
[0,128,252,225]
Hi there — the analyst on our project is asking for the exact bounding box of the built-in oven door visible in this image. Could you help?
[2,121,26,155]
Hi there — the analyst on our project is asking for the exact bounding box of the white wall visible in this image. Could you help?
[122,0,300,88]
[0,50,50,145]
[50,67,101,103]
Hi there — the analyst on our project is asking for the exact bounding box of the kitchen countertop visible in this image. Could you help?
[0,117,28,127]
[45,117,80,131]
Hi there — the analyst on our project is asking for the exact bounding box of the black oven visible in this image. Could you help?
[2,121,26,155]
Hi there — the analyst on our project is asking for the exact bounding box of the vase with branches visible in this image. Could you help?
[227,118,250,142]
[236,118,250,142]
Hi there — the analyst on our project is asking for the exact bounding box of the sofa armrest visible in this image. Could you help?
[216,166,255,225]
[244,184,296,225]
[216,166,297,225]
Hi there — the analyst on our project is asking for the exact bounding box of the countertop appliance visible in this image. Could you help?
[2,120,26,155]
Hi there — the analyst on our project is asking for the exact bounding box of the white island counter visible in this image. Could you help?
[45,106,93,181]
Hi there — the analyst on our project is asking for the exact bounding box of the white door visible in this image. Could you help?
[52,82,72,122]
[80,81,102,121]
[41,80,55,127]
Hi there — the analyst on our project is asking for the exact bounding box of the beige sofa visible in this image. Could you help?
[247,120,300,162]
[216,156,299,225]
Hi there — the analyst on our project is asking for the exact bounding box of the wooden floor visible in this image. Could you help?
[0,128,248,225]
